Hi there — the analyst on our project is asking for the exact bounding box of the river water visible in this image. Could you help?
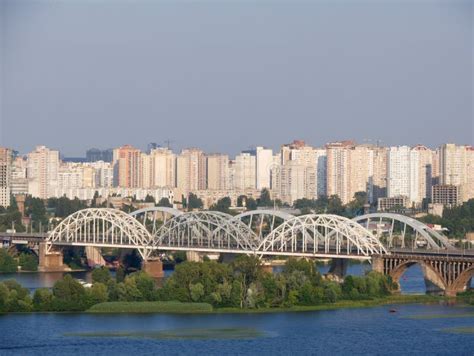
[0,303,473,355]
[1,263,473,354]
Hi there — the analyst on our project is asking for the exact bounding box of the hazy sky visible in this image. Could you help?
[0,0,472,156]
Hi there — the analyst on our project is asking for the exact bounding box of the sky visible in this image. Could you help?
[0,0,472,157]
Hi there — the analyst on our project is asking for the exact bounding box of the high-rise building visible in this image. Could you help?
[277,161,316,204]
[207,154,230,190]
[150,147,176,188]
[140,153,153,189]
[233,152,256,191]
[176,148,206,193]
[387,146,422,205]
[412,145,433,203]
[113,145,142,188]
[255,146,273,190]
[432,184,461,207]
[0,147,12,207]
[27,146,60,199]
[326,141,353,204]
[91,161,114,188]
[10,156,28,196]
[371,146,388,203]
[439,144,473,202]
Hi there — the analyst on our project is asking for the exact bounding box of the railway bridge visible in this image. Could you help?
[0,208,472,296]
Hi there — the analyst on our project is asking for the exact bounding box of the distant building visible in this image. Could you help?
[86,148,113,163]
[113,145,142,188]
[207,154,230,190]
[0,147,12,207]
[377,196,410,212]
[432,184,461,207]
[27,146,60,199]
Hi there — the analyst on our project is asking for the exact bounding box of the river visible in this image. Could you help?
[1,263,474,354]
[0,303,473,355]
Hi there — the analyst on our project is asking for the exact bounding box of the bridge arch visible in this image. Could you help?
[258,214,387,258]
[231,209,294,240]
[450,266,474,294]
[389,259,447,293]
[153,211,258,254]
[47,208,153,259]
[353,213,453,250]
[130,206,183,236]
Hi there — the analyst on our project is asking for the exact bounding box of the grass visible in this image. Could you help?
[215,295,446,314]
[65,327,264,340]
[86,294,443,315]
[406,312,474,320]
[87,301,213,314]
[443,327,474,334]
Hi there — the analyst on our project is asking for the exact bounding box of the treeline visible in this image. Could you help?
[0,249,38,273]
[420,199,474,238]
[0,257,395,312]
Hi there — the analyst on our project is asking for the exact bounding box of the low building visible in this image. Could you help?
[432,184,461,207]
[377,196,410,212]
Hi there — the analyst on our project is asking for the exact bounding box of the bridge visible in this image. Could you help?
[1,208,473,296]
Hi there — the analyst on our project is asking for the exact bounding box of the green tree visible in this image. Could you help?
[144,195,155,203]
[327,195,344,215]
[157,197,173,208]
[258,188,273,207]
[33,288,54,311]
[92,266,111,284]
[19,253,38,271]
[0,249,18,273]
[52,274,88,311]
[86,282,109,305]
[187,193,203,211]
[190,282,205,302]
[210,197,232,213]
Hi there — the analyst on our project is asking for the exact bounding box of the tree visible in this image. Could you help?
[157,197,173,208]
[19,253,38,271]
[52,274,88,311]
[210,197,232,213]
[144,195,155,203]
[33,288,54,311]
[258,188,273,207]
[187,193,203,211]
[86,282,108,305]
[246,198,257,211]
[92,266,111,284]
[327,195,344,215]
[0,249,18,273]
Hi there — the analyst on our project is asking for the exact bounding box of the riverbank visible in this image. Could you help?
[84,294,453,314]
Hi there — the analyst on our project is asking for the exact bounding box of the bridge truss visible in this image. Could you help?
[46,208,388,260]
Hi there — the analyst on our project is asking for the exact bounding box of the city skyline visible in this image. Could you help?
[1,0,472,156]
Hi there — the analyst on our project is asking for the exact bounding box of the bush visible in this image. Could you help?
[0,249,18,273]
[19,253,38,271]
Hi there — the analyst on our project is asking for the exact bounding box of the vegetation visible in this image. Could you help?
[157,197,173,208]
[88,301,213,313]
[420,199,474,238]
[210,197,232,214]
[18,253,38,271]
[0,249,18,273]
[156,256,395,309]
[187,193,204,211]
[293,192,366,217]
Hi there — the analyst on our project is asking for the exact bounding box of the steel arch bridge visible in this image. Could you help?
[258,214,387,258]
[353,213,453,250]
[46,208,387,261]
[47,208,153,259]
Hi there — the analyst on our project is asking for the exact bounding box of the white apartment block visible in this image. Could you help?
[387,146,422,205]
[207,154,230,190]
[256,146,273,190]
[150,147,175,188]
[233,152,256,191]
[27,146,60,199]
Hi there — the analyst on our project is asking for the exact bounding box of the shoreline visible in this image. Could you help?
[1,294,470,316]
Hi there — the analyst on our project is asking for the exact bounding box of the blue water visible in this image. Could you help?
[0,304,473,355]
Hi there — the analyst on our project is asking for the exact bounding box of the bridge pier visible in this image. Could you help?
[328,259,348,279]
[38,243,68,272]
[142,258,164,278]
